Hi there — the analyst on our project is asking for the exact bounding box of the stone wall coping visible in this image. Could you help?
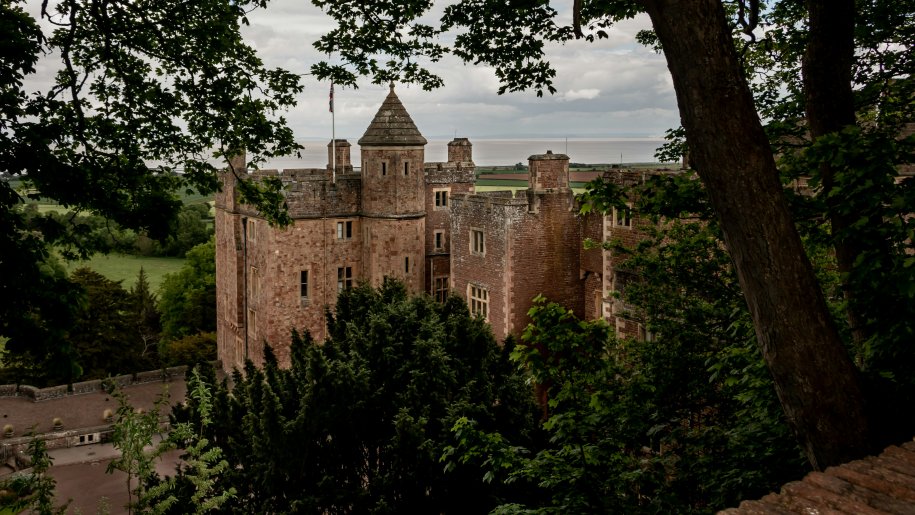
[529,151,570,161]
[451,191,529,206]
[0,362,218,402]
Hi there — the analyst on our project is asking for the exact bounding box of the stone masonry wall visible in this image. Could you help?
[361,147,426,216]
[529,151,570,191]
[362,217,426,294]
[508,191,585,335]
[247,217,365,367]
[215,208,245,369]
[424,163,476,291]
[283,170,361,218]
[450,192,523,340]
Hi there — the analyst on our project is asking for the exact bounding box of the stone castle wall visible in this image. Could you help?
[361,147,426,216]
[450,192,524,340]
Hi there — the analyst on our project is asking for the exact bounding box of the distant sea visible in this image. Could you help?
[260,138,668,169]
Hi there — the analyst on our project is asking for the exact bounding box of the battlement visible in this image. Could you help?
[451,190,529,209]
[424,161,476,185]
[600,168,682,188]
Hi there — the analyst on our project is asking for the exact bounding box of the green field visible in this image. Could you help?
[63,253,186,292]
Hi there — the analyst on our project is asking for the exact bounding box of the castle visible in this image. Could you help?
[215,85,663,370]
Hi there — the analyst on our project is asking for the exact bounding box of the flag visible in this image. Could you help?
[329,83,334,113]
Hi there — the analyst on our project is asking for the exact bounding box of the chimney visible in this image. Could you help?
[447,138,473,163]
[327,139,352,172]
[228,150,247,175]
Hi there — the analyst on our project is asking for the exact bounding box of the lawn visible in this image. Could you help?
[64,253,186,292]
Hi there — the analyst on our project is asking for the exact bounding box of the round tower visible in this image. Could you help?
[357,85,427,293]
[358,84,427,216]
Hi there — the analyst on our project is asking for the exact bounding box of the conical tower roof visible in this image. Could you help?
[358,85,427,146]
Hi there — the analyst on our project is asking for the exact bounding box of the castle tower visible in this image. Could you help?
[357,85,427,292]
[528,150,570,191]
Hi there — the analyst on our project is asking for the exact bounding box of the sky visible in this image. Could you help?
[240,0,680,141]
[21,1,680,143]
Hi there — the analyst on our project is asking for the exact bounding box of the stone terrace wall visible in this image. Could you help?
[0,365,198,402]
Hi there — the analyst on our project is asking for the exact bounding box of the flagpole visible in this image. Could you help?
[331,82,336,184]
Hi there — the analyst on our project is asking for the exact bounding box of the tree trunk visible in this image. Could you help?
[802,0,871,350]
[639,0,871,469]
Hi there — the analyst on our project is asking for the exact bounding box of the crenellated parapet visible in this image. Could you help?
[424,161,476,185]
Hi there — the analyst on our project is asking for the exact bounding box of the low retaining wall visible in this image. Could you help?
[0,361,220,402]
[1,421,172,472]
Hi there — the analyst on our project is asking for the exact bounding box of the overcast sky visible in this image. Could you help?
[241,0,680,141]
[23,1,679,142]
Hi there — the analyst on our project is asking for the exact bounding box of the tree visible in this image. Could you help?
[158,239,217,343]
[69,268,136,381]
[0,0,299,370]
[309,0,898,469]
[158,204,213,257]
[0,249,80,387]
[0,434,69,514]
[128,268,162,370]
[107,387,171,515]
[143,367,236,514]
[162,332,217,368]
[174,280,539,513]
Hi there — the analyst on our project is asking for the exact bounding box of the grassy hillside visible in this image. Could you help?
[63,253,185,292]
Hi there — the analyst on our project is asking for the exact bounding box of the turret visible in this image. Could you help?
[447,138,473,163]
[358,84,427,216]
[528,150,570,191]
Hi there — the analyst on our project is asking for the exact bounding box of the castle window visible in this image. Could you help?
[300,270,309,298]
[336,220,353,240]
[250,267,259,299]
[381,162,387,176]
[403,162,409,176]
[434,276,449,302]
[405,256,410,273]
[337,266,353,292]
[614,205,632,228]
[434,230,445,251]
[471,229,485,255]
[434,189,449,209]
[248,309,257,338]
[247,219,257,241]
[612,270,638,313]
[469,284,488,320]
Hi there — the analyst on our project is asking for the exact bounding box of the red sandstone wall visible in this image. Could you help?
[450,193,517,340]
[361,147,426,216]
[583,272,605,322]
[581,211,603,274]
[508,192,584,335]
[261,217,364,366]
[283,171,361,218]
[423,164,475,294]
[215,209,238,369]
[362,217,426,294]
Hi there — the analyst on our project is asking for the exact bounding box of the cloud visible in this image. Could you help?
[23,0,680,142]
[562,89,601,101]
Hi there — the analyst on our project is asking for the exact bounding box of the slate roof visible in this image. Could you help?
[358,85,427,147]
[720,439,915,514]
